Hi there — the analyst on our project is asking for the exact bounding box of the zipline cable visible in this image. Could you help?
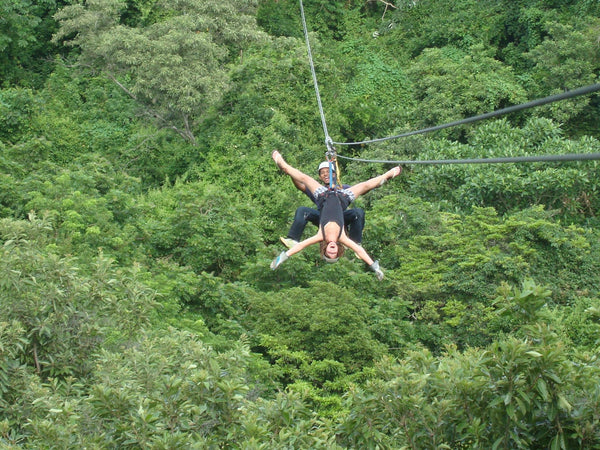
[337,152,600,165]
[299,0,334,152]
[296,3,599,166]
[332,83,600,146]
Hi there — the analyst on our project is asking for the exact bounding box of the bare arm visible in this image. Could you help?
[339,233,374,265]
[286,232,322,257]
[339,231,384,280]
[271,231,322,270]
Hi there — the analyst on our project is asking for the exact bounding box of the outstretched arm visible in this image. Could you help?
[287,233,322,256]
[339,233,374,265]
[271,232,322,269]
[349,166,402,199]
[339,232,385,280]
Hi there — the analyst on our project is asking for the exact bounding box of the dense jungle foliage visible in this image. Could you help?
[1,0,600,447]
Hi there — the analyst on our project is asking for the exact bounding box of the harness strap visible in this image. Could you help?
[325,146,341,190]
[328,159,335,190]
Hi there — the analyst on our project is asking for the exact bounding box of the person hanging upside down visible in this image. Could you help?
[280,160,365,249]
[270,150,401,280]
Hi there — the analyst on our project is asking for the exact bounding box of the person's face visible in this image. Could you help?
[319,168,333,184]
[325,241,338,259]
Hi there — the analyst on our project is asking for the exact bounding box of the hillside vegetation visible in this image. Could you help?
[1,0,600,447]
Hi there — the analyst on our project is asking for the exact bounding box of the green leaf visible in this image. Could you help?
[557,394,572,412]
[536,378,549,401]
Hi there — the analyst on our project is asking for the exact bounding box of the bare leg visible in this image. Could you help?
[349,166,401,198]
[272,150,322,194]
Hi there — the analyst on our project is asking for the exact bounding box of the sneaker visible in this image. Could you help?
[280,237,298,249]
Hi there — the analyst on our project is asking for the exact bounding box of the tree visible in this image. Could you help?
[338,311,600,449]
[405,118,600,221]
[525,19,600,129]
[406,44,528,140]
[0,214,155,380]
[135,179,263,280]
[245,281,387,372]
[0,0,58,87]
[53,0,267,145]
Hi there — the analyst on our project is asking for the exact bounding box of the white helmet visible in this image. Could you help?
[318,161,335,173]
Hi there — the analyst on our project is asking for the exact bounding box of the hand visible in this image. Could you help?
[271,251,289,270]
[370,260,384,280]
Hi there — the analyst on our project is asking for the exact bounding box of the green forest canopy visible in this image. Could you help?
[1,0,600,447]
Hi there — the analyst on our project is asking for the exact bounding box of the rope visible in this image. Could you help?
[299,0,333,152]
[337,152,600,165]
[332,83,600,146]
[334,158,341,185]
[296,5,599,167]
[328,159,335,189]
[326,152,342,188]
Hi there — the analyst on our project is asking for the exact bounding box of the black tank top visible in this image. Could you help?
[318,191,344,239]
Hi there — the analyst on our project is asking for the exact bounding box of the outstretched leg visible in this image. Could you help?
[272,150,322,195]
[349,166,401,199]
